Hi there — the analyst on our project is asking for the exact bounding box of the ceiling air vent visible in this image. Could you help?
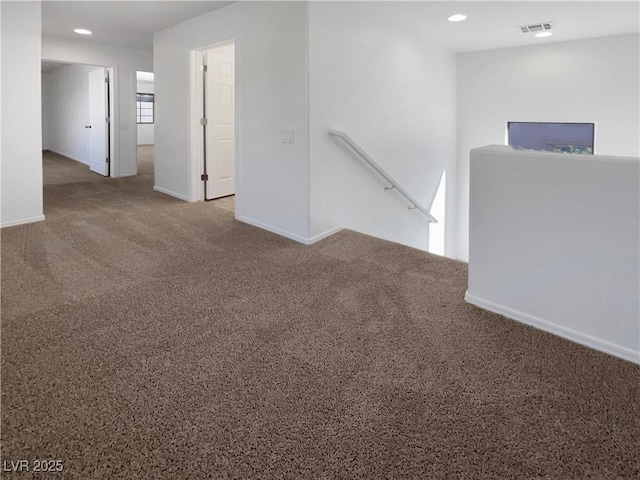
[519,22,553,34]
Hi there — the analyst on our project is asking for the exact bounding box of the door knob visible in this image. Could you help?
[85,125,92,129]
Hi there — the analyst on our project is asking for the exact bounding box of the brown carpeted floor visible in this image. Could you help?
[1,150,638,479]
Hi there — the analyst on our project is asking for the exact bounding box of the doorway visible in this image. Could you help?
[135,71,155,178]
[41,60,115,178]
[191,42,236,203]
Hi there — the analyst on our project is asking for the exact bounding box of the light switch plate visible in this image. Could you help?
[281,130,294,144]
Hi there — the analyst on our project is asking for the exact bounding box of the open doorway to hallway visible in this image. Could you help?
[41,61,158,215]
[191,41,236,212]
[41,60,114,178]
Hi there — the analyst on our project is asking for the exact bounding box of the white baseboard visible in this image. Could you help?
[48,149,88,166]
[236,216,342,245]
[236,215,308,243]
[1,215,46,229]
[464,291,640,365]
[153,186,189,201]
[305,226,344,244]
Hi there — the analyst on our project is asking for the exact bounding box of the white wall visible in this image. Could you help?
[457,34,640,261]
[42,64,103,164]
[466,146,640,364]
[136,81,154,145]
[309,1,457,252]
[154,1,310,239]
[1,1,44,227]
[42,35,153,177]
[41,73,51,151]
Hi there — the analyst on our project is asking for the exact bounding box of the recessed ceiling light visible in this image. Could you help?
[73,28,92,35]
[448,14,467,22]
[535,31,553,38]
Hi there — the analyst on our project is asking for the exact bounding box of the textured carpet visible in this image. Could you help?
[1,151,638,479]
[137,145,154,176]
[42,150,107,185]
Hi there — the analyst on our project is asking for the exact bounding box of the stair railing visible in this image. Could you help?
[328,129,437,223]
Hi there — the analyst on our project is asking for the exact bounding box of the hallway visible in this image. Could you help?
[42,147,234,219]
[42,147,167,221]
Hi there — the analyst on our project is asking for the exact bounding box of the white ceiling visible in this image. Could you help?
[42,1,234,51]
[41,1,639,53]
[409,1,640,52]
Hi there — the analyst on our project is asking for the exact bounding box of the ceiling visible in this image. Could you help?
[410,1,640,52]
[42,1,234,51]
[41,1,639,53]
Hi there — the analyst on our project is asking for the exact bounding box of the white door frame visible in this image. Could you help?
[188,40,239,204]
[41,59,117,177]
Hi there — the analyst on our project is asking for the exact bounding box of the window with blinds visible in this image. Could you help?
[136,93,154,124]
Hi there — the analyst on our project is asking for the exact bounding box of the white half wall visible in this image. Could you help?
[42,64,103,164]
[154,1,310,239]
[457,34,640,261]
[42,35,153,177]
[309,1,457,254]
[467,145,640,364]
[1,1,44,228]
[136,81,154,145]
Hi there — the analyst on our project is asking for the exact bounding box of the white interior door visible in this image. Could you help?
[88,68,109,176]
[204,44,235,200]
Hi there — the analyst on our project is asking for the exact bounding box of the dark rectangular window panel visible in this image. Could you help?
[508,122,594,154]
[136,93,154,124]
